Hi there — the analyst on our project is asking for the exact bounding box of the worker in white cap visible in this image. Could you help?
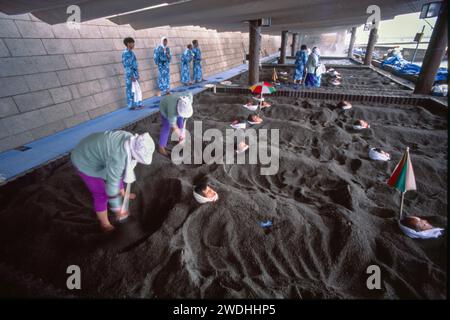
[71,131,155,232]
[158,91,193,156]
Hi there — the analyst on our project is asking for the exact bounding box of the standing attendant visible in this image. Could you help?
[122,37,143,110]
[294,44,308,84]
[154,36,172,95]
[181,44,194,85]
[305,47,323,88]
[192,40,203,83]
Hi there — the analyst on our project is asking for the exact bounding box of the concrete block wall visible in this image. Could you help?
[0,13,280,153]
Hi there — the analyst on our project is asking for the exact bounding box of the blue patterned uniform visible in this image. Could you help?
[294,50,308,81]
[154,45,172,94]
[121,49,141,108]
[181,48,193,84]
[192,47,202,82]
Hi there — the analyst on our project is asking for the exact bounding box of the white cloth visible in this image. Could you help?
[193,190,218,204]
[316,64,326,76]
[243,104,258,111]
[129,133,155,166]
[160,36,168,47]
[123,138,138,184]
[236,144,249,154]
[248,120,262,125]
[398,221,444,239]
[353,124,370,130]
[341,104,352,110]
[230,122,246,129]
[131,80,142,103]
[369,148,390,161]
[177,95,193,118]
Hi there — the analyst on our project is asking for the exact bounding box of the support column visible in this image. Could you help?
[364,27,378,65]
[348,27,357,58]
[279,30,288,64]
[414,0,448,94]
[248,19,262,86]
[291,33,299,56]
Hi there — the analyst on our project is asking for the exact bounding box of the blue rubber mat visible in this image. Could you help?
[0,53,278,183]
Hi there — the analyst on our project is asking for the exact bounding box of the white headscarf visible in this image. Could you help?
[160,36,168,48]
[123,133,155,184]
[177,95,193,118]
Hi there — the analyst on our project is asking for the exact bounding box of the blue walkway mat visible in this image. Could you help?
[0,53,278,183]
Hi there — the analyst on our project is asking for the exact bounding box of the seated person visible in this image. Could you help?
[248,114,263,124]
[369,147,391,161]
[401,216,433,232]
[193,178,218,204]
[353,119,370,130]
[236,141,249,154]
[337,100,352,110]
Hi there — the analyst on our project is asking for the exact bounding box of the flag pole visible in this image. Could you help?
[399,192,405,220]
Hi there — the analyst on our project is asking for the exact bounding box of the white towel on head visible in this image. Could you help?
[129,133,155,165]
[341,104,352,110]
[193,190,218,204]
[230,122,246,130]
[369,148,390,161]
[131,81,142,103]
[398,221,444,239]
[353,124,370,130]
[242,104,258,111]
[236,144,249,154]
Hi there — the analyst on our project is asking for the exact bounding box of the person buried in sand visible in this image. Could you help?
[193,178,218,204]
[158,91,193,156]
[337,100,352,110]
[369,147,391,161]
[401,216,434,232]
[248,114,263,124]
[353,119,370,130]
[71,131,155,232]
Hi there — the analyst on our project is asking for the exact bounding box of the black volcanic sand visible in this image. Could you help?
[230,67,410,95]
[0,91,447,298]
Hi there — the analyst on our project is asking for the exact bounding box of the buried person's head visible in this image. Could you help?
[401,216,434,232]
[353,119,370,129]
[337,100,352,110]
[193,177,218,203]
[248,114,263,124]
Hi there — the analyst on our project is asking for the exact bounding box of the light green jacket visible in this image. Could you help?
[159,92,193,125]
[71,130,132,209]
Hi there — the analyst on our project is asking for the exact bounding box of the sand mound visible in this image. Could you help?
[0,91,447,298]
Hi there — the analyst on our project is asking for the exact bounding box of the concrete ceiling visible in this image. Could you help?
[0,0,180,24]
[0,0,427,34]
